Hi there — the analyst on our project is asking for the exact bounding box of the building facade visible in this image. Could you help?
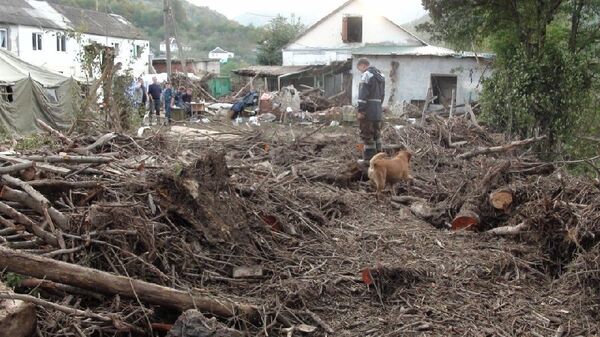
[0,0,150,80]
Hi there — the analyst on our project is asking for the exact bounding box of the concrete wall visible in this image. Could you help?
[351,55,491,106]
[283,0,423,66]
[153,60,220,75]
[3,24,150,80]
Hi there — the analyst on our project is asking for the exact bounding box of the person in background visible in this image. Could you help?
[182,88,193,116]
[175,86,186,107]
[356,57,385,164]
[147,77,162,125]
[163,82,175,124]
[134,78,147,117]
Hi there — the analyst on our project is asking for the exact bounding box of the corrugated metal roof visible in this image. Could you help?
[0,0,144,40]
[233,65,312,77]
[352,44,495,59]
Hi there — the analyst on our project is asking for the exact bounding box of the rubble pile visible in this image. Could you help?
[0,113,598,336]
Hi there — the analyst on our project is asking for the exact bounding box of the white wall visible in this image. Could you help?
[283,0,423,66]
[351,55,491,106]
[6,24,150,80]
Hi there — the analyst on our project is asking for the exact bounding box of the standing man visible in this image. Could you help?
[356,58,385,163]
[147,77,162,125]
[163,82,174,124]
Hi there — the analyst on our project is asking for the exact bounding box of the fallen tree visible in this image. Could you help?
[0,246,259,321]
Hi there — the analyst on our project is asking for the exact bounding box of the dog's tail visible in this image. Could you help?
[369,152,387,167]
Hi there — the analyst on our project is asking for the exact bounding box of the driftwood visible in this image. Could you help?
[27,180,100,189]
[0,186,69,231]
[0,246,259,320]
[36,119,74,147]
[0,155,70,175]
[20,155,114,164]
[0,162,35,174]
[74,132,117,155]
[487,222,529,235]
[0,202,58,247]
[20,278,104,301]
[458,136,547,160]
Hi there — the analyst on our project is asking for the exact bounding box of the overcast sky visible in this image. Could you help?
[186,0,427,26]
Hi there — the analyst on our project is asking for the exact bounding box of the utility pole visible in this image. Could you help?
[163,0,172,80]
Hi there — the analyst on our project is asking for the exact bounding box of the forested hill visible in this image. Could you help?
[46,0,263,63]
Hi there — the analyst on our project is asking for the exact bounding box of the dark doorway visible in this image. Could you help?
[431,75,457,106]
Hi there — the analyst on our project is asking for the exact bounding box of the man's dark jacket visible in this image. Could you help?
[357,66,385,121]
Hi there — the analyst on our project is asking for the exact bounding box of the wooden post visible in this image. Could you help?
[163,0,172,80]
[449,89,456,119]
[420,87,432,127]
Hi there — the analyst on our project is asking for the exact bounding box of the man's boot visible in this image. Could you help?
[375,139,383,154]
[358,143,376,167]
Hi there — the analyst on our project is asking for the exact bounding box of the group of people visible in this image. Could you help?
[133,76,194,125]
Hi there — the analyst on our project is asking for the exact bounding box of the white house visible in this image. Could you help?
[282,0,493,107]
[0,0,150,80]
[159,37,191,54]
[283,0,426,67]
[208,47,234,63]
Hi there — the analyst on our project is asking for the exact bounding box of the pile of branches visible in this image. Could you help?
[0,121,356,336]
[376,113,600,287]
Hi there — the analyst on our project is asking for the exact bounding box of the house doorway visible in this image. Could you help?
[430,74,457,106]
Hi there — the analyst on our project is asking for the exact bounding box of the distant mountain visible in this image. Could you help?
[46,0,263,63]
[234,12,319,27]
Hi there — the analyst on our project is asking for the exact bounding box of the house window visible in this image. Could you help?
[32,32,42,50]
[132,44,143,58]
[114,43,120,56]
[0,29,7,49]
[342,16,362,43]
[56,34,66,52]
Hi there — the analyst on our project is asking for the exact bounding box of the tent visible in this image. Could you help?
[0,49,79,135]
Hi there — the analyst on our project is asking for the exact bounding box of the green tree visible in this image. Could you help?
[256,15,305,65]
[420,0,600,157]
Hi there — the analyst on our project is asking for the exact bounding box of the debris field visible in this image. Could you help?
[0,113,599,337]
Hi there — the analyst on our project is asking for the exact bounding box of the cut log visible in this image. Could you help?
[451,202,480,230]
[458,136,547,160]
[489,188,514,211]
[0,246,259,320]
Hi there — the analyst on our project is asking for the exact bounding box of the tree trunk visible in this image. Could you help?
[0,246,259,320]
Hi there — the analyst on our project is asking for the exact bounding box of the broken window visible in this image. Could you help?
[0,29,7,49]
[32,32,42,50]
[56,34,66,52]
[342,16,362,43]
[430,75,457,106]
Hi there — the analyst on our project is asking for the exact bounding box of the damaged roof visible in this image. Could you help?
[234,61,351,77]
[0,0,144,40]
[52,4,144,39]
[353,44,495,59]
[233,65,313,77]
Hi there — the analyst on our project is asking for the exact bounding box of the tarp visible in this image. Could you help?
[0,49,78,134]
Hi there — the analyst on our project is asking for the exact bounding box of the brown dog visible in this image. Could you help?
[368,151,413,200]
